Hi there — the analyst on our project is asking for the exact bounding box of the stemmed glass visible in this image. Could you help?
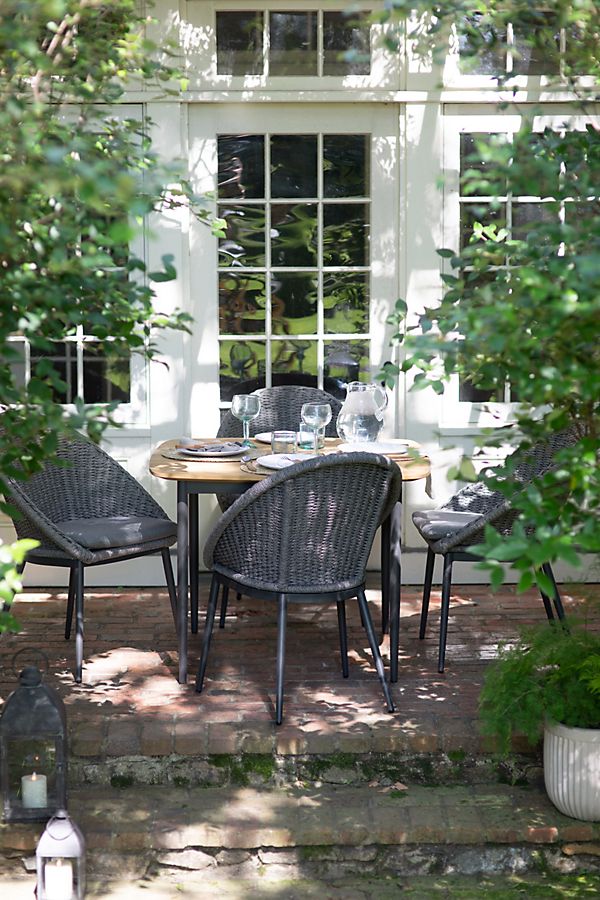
[300,402,332,454]
[231,394,261,447]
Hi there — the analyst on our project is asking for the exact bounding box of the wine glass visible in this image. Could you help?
[231,394,261,447]
[300,402,332,454]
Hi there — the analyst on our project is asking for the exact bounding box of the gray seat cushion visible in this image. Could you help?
[55,516,176,550]
[412,509,484,542]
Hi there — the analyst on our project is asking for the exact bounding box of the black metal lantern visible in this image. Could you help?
[36,809,86,900]
[0,665,67,822]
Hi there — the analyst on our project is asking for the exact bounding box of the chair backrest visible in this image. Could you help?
[217,385,343,439]
[4,435,168,551]
[204,452,402,594]
[437,425,582,550]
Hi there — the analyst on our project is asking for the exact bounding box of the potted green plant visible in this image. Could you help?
[479,618,600,821]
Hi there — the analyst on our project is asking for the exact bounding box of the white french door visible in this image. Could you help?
[187,103,402,437]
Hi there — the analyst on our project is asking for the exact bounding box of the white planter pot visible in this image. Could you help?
[544,721,600,821]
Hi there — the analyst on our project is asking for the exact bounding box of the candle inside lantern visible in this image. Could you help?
[21,771,48,808]
[44,857,73,900]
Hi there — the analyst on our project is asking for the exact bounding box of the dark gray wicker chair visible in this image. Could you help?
[413,428,579,672]
[3,436,177,683]
[196,452,402,724]
[217,384,342,445]
[211,384,343,630]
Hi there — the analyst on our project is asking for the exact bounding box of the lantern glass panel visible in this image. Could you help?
[2,736,61,820]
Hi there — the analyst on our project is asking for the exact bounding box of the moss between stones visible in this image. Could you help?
[208,754,276,786]
[110,774,134,789]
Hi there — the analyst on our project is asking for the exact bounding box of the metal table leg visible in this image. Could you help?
[176,482,189,684]
[189,493,199,634]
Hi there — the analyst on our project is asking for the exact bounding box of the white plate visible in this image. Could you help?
[259,453,317,470]
[177,443,245,458]
[338,441,410,455]
[254,432,273,444]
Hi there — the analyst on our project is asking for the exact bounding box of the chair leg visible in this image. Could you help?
[161,548,177,626]
[73,562,84,684]
[195,577,220,693]
[419,548,435,639]
[189,494,199,634]
[65,568,76,640]
[542,563,566,621]
[438,554,453,674]
[336,600,349,678]
[275,594,287,725]
[219,585,229,628]
[357,588,395,714]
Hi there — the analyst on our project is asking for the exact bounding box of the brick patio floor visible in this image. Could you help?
[1,575,598,758]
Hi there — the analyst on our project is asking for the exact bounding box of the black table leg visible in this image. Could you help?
[176,482,189,684]
[189,493,199,634]
[389,500,402,683]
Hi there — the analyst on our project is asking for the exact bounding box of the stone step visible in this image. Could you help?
[2,782,600,897]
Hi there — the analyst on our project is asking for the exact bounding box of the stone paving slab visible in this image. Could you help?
[2,783,599,855]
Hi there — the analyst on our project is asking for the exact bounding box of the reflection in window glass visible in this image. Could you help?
[83,344,130,403]
[323,203,369,266]
[216,11,263,76]
[324,135,368,198]
[271,274,318,335]
[218,204,266,267]
[512,201,558,241]
[271,204,318,267]
[324,340,369,385]
[460,202,506,249]
[30,341,74,404]
[219,274,266,335]
[270,12,317,76]
[458,15,507,75]
[323,12,370,75]
[272,339,317,380]
[511,13,560,76]
[323,273,369,334]
[271,135,317,198]
[218,135,265,200]
[460,133,508,196]
[217,133,372,403]
[219,339,266,401]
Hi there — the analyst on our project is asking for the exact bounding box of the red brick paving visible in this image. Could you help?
[1,577,598,757]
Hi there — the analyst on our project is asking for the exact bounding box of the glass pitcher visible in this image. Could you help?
[336,381,388,442]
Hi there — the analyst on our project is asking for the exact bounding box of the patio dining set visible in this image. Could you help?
[2,384,572,724]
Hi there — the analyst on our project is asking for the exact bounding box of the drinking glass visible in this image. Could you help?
[300,402,332,453]
[231,394,261,447]
[271,431,297,454]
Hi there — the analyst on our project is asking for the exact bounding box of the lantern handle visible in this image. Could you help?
[11,648,50,679]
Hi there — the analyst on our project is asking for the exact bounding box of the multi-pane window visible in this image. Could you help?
[217,132,371,401]
[458,13,594,77]
[457,124,600,405]
[216,9,371,77]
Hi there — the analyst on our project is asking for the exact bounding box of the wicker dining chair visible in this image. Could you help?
[211,384,343,629]
[2,435,177,683]
[413,427,580,672]
[196,452,402,724]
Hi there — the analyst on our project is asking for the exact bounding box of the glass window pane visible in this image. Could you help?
[83,344,130,403]
[459,15,507,75]
[323,135,369,198]
[30,341,74,403]
[270,12,317,76]
[271,203,318,267]
[216,11,263,76]
[219,339,266,401]
[271,274,318,335]
[271,135,317,198]
[323,203,369,267]
[323,273,369,334]
[219,273,266,335]
[512,14,560,76]
[218,135,265,200]
[218,204,266,267]
[460,202,506,249]
[324,340,369,389]
[323,12,371,76]
[460,133,508,196]
[272,339,317,380]
[512,202,558,241]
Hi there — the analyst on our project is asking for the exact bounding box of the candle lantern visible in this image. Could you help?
[0,665,67,822]
[36,809,85,900]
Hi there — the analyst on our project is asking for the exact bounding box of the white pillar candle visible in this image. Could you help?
[44,858,73,900]
[21,772,48,808]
